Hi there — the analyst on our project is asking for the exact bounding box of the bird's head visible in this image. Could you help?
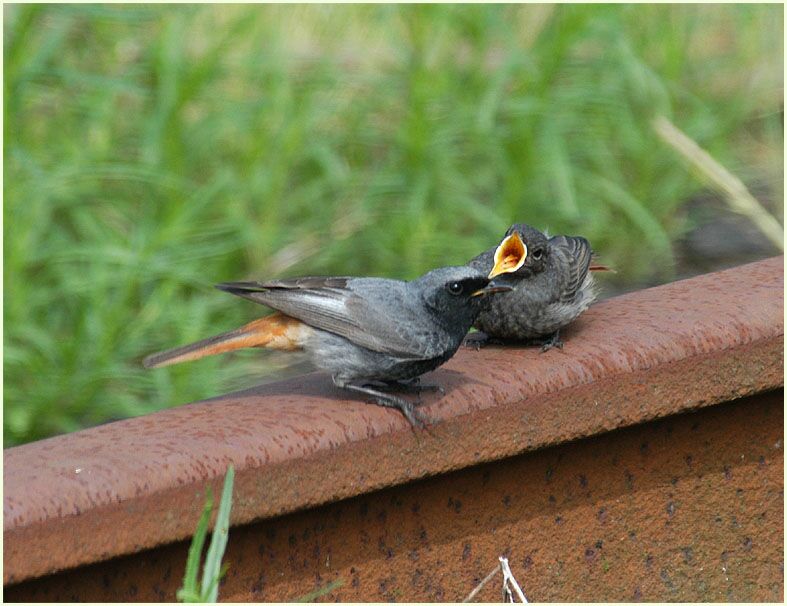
[487,223,550,280]
[415,266,513,326]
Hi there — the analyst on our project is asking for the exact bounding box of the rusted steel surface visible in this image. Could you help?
[3,256,784,589]
[7,391,783,602]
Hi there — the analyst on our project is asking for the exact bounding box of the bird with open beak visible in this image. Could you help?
[466,223,610,350]
[144,266,512,428]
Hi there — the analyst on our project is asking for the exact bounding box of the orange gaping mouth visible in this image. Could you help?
[488,232,527,278]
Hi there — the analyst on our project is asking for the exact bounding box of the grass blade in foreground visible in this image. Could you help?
[176,490,213,602]
[201,465,235,602]
[177,465,235,602]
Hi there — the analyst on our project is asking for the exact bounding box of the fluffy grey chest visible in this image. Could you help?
[474,274,596,339]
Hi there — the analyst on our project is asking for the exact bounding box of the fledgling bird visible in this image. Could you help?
[466,223,610,350]
[144,266,511,428]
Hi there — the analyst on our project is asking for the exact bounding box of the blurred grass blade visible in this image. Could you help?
[291,578,345,602]
[541,119,579,221]
[200,465,235,602]
[653,115,783,250]
[176,488,213,603]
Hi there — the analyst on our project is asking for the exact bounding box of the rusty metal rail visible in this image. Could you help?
[4,256,784,601]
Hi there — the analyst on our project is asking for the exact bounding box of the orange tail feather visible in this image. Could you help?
[143,312,310,369]
[589,263,615,272]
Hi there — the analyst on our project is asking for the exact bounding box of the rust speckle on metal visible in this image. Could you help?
[3,257,784,597]
[5,391,783,602]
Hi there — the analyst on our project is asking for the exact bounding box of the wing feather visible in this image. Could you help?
[215,278,438,359]
[548,235,593,302]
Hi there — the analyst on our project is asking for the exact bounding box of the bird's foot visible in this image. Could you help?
[342,383,434,431]
[539,330,564,353]
[384,377,445,396]
[464,332,508,350]
[373,394,432,431]
[463,332,489,350]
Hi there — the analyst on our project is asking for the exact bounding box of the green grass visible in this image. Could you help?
[178,465,234,603]
[4,4,783,445]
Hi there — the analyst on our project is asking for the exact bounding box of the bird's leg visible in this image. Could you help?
[340,382,430,429]
[539,329,564,352]
[384,377,445,396]
[463,331,489,350]
[463,331,509,350]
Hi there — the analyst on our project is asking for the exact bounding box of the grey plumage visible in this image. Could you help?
[148,266,509,427]
[215,270,479,363]
[467,223,598,347]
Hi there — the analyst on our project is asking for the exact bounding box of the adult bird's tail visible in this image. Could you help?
[143,312,310,369]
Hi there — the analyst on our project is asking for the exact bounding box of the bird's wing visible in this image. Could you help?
[548,235,593,303]
[215,277,440,360]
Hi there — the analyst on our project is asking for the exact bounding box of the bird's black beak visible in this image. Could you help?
[471,279,514,297]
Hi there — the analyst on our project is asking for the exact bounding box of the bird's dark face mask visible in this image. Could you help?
[424,275,513,324]
[487,228,549,280]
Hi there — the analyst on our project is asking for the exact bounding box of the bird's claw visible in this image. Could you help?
[347,382,434,432]
[463,332,489,350]
[375,397,424,428]
[381,396,435,434]
[429,384,446,395]
[539,331,564,352]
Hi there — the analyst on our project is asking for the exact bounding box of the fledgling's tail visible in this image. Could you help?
[589,263,614,272]
[589,253,615,273]
[143,312,311,369]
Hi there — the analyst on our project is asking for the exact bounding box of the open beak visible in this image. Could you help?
[471,281,514,297]
[488,232,527,279]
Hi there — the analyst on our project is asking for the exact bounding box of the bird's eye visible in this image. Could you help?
[532,248,543,260]
[447,281,464,296]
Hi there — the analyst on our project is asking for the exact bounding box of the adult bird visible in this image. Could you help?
[144,266,512,427]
